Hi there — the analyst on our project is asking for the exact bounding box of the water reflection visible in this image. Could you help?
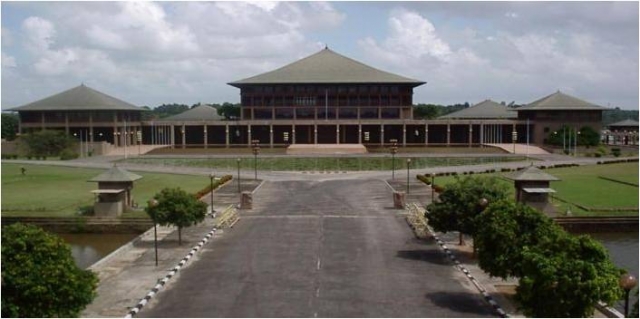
[59,233,138,269]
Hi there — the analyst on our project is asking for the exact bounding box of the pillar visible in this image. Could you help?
[170,125,175,148]
[181,125,186,149]
[225,125,230,148]
[480,123,484,145]
[469,124,473,146]
[314,124,318,144]
[336,125,340,144]
[89,114,94,143]
[380,124,385,146]
[292,125,296,144]
[358,124,362,144]
[270,125,274,148]
[425,123,429,146]
[402,124,407,146]
[204,124,208,148]
[446,123,451,146]
[248,125,252,147]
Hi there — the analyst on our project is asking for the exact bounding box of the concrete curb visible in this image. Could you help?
[414,206,509,318]
[89,226,154,271]
[124,227,218,318]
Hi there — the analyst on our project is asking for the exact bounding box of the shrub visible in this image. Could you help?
[611,148,621,157]
[60,149,79,160]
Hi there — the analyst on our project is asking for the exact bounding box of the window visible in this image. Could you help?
[294,96,316,106]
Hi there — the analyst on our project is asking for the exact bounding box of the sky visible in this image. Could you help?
[1,1,638,110]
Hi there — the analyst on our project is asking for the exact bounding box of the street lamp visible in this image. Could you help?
[390,139,398,179]
[237,158,242,194]
[148,199,159,267]
[619,273,638,317]
[252,140,260,181]
[209,172,216,215]
[406,158,411,194]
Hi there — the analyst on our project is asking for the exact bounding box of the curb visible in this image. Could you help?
[428,228,509,318]
[124,227,217,318]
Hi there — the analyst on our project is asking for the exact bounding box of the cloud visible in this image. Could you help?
[357,7,637,107]
[2,53,16,68]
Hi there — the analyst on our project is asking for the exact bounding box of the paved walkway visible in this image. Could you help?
[138,179,494,318]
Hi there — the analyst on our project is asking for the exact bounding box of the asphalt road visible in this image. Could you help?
[138,179,495,318]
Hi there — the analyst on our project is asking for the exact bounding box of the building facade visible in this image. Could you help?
[8,48,608,150]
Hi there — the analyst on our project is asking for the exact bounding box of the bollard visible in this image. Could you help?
[393,191,406,209]
[240,191,253,210]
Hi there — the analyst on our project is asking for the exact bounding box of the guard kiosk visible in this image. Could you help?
[509,165,560,214]
[88,165,142,217]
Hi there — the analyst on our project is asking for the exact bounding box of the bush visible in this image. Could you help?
[193,175,233,199]
[60,149,79,160]
[77,205,94,216]
[611,148,621,157]
[1,223,98,317]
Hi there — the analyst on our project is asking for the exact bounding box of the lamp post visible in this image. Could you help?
[237,158,242,194]
[406,158,411,194]
[619,273,638,317]
[148,199,159,267]
[252,140,260,181]
[390,139,398,179]
[209,172,216,215]
[431,173,435,201]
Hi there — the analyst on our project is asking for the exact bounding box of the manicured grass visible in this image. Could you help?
[1,163,211,217]
[125,156,526,171]
[422,163,639,216]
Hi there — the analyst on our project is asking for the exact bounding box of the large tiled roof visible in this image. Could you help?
[608,119,639,127]
[228,47,425,87]
[164,104,223,121]
[9,84,142,112]
[439,99,517,119]
[89,165,142,183]
[509,165,560,182]
[518,91,606,111]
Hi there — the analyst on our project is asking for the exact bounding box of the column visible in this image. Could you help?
[358,124,362,144]
[247,125,252,147]
[480,123,484,145]
[269,125,274,148]
[225,125,230,148]
[336,125,340,144]
[89,114,94,143]
[292,125,296,144]
[314,124,318,144]
[204,124,208,149]
[170,125,175,148]
[380,124,385,146]
[402,124,407,147]
[425,123,429,146]
[181,125,186,149]
[446,123,451,146]
[469,124,473,146]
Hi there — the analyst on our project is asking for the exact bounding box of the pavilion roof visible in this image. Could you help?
[608,119,639,127]
[518,91,606,111]
[439,99,517,119]
[9,84,142,112]
[509,165,560,182]
[228,47,425,87]
[89,165,142,183]
[164,104,223,121]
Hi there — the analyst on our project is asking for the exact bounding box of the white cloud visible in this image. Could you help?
[22,16,55,53]
[2,53,17,68]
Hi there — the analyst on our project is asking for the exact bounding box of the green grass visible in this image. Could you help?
[1,163,212,217]
[124,156,526,171]
[421,163,639,217]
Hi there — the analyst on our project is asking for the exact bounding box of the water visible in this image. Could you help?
[59,233,139,269]
[588,232,639,313]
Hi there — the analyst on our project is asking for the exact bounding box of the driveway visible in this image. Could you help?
[138,179,494,317]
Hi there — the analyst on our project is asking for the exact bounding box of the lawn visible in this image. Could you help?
[1,163,212,217]
[425,162,639,217]
[125,155,526,172]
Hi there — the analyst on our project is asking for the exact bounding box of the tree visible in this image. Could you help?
[578,126,600,147]
[146,187,208,245]
[473,200,565,279]
[153,103,189,118]
[20,130,77,158]
[413,104,441,119]
[546,125,600,147]
[1,112,19,141]
[515,231,623,317]
[1,223,98,317]
[217,102,241,120]
[425,176,509,244]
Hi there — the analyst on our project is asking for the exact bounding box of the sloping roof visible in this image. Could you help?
[439,99,517,119]
[164,104,223,121]
[608,119,639,127]
[518,91,606,111]
[9,84,142,112]
[228,47,425,87]
[89,165,142,183]
[509,166,560,182]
